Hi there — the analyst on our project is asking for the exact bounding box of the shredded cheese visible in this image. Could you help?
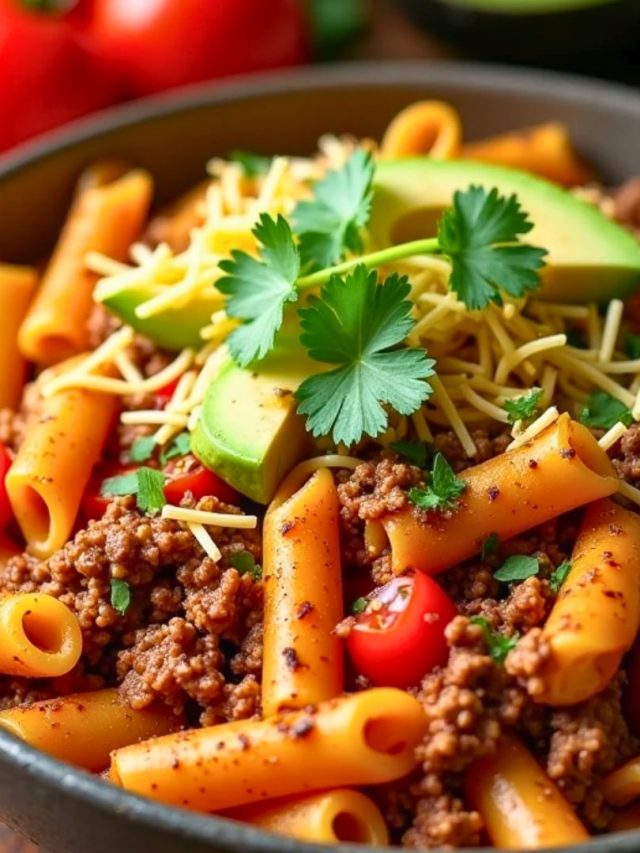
[599,299,624,363]
[188,523,222,562]
[507,406,559,451]
[599,421,628,450]
[161,505,258,529]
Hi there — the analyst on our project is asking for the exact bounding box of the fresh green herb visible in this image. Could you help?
[624,332,640,360]
[503,388,543,424]
[308,0,367,59]
[351,596,368,615]
[437,186,547,310]
[494,554,540,583]
[229,150,272,178]
[101,472,139,498]
[579,390,633,429]
[130,435,156,463]
[292,148,375,271]
[549,560,572,594]
[295,266,434,446]
[101,467,165,515]
[229,551,262,578]
[408,452,466,512]
[110,578,131,616]
[390,440,431,468]
[470,616,519,665]
[218,213,300,366]
[160,432,191,464]
[136,467,166,515]
[481,532,500,561]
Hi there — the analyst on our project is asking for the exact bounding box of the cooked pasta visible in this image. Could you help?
[2,100,640,850]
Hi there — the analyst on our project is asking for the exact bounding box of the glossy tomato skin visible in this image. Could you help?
[346,571,457,689]
[0,0,120,151]
[89,0,309,97]
[163,454,238,505]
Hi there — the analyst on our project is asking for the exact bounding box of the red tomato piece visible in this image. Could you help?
[81,463,135,520]
[0,0,120,152]
[0,442,12,529]
[163,454,237,505]
[88,0,309,97]
[346,571,457,688]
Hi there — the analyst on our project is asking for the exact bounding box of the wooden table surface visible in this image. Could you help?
[0,2,446,850]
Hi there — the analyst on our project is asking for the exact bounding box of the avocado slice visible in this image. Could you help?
[94,279,218,350]
[371,158,640,303]
[191,327,320,504]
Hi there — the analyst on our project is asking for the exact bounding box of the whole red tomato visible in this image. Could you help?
[346,571,457,688]
[0,0,120,152]
[88,0,309,97]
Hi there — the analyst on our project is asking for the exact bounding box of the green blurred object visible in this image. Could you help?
[308,0,369,59]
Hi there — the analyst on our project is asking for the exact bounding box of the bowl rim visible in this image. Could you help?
[2,60,640,853]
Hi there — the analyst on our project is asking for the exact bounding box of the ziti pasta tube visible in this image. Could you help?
[110,688,427,812]
[0,592,81,678]
[609,803,640,833]
[6,373,118,559]
[383,414,617,575]
[380,100,462,159]
[462,122,592,187]
[0,264,38,409]
[466,734,589,848]
[262,468,343,715]
[601,755,640,808]
[525,498,640,706]
[18,163,152,366]
[228,789,389,846]
[0,689,183,772]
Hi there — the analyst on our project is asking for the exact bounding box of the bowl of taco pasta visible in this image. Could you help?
[2,61,640,853]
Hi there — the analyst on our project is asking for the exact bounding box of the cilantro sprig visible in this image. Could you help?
[295,266,435,446]
[408,452,465,512]
[549,560,571,593]
[494,554,539,583]
[292,148,375,271]
[503,388,543,424]
[390,440,431,468]
[110,579,131,616]
[101,467,166,516]
[579,390,633,430]
[470,616,519,665]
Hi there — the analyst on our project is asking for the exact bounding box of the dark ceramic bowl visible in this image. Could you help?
[1,62,640,853]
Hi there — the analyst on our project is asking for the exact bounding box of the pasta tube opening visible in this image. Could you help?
[568,419,618,478]
[0,593,82,677]
[11,486,50,556]
[332,811,374,844]
[364,716,409,756]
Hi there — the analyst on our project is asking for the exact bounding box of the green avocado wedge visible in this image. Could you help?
[94,280,219,350]
[371,158,640,303]
[191,325,322,504]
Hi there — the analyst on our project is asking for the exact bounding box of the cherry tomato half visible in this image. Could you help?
[346,571,457,688]
[0,442,12,529]
[163,454,237,505]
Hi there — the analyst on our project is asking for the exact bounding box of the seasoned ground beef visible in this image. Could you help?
[612,422,640,485]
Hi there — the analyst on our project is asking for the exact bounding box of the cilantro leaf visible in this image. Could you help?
[218,213,300,366]
[229,551,262,578]
[408,452,465,512]
[579,390,633,429]
[130,435,156,463]
[549,560,572,594]
[352,596,367,614]
[229,150,272,178]
[503,388,543,424]
[390,440,431,468]
[160,432,191,464]
[494,554,540,583]
[101,472,139,498]
[437,186,547,310]
[470,616,519,665]
[110,579,131,616]
[136,467,166,515]
[624,332,640,360]
[481,532,500,561]
[295,266,434,446]
[292,149,374,271]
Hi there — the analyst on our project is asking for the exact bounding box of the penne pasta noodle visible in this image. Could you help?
[0,689,183,772]
[7,368,118,558]
[228,789,389,846]
[0,593,81,678]
[262,468,343,715]
[18,163,152,366]
[601,756,640,808]
[382,414,617,575]
[0,264,38,409]
[609,803,640,833]
[523,499,640,705]
[380,100,462,159]
[466,734,589,848]
[110,688,427,811]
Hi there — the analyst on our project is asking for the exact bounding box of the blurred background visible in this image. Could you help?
[2,0,640,157]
